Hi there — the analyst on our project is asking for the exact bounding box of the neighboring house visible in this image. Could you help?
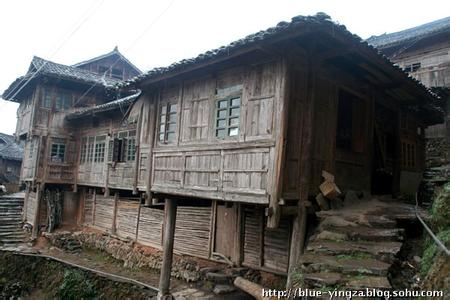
[0,133,23,192]
[2,13,443,286]
[367,17,450,168]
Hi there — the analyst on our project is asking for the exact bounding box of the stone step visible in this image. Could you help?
[304,272,343,288]
[299,253,391,276]
[317,213,398,229]
[345,276,391,290]
[0,231,26,237]
[0,201,24,206]
[306,240,402,263]
[313,227,404,242]
[0,237,26,244]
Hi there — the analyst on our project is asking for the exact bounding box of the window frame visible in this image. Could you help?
[157,103,178,144]
[215,95,241,139]
[94,135,106,163]
[50,140,66,163]
[41,88,53,109]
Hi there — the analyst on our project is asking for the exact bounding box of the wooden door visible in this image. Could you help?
[214,203,237,262]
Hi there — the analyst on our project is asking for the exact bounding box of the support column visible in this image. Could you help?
[158,198,177,299]
[32,183,42,238]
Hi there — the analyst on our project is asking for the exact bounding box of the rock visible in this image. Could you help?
[344,190,360,206]
[315,194,330,211]
[304,272,342,287]
[230,267,248,276]
[413,256,422,264]
[206,272,231,284]
[213,284,235,294]
[314,230,347,242]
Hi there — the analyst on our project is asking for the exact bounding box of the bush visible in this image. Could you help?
[420,230,450,277]
[430,183,450,232]
[58,269,96,300]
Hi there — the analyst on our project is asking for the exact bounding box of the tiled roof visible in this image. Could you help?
[66,90,141,120]
[2,56,121,101]
[0,133,23,161]
[366,17,450,48]
[115,13,439,109]
[72,46,142,74]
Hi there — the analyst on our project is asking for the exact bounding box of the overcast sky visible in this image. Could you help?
[0,0,448,134]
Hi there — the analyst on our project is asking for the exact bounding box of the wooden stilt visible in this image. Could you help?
[32,183,43,238]
[158,198,177,299]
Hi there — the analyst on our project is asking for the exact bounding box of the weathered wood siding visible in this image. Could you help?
[116,199,140,239]
[137,206,164,248]
[151,60,287,204]
[83,192,94,225]
[93,195,115,232]
[174,206,211,258]
[26,191,37,225]
[242,205,290,273]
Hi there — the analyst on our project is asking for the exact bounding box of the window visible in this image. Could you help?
[107,139,114,162]
[401,141,416,168]
[51,139,66,163]
[126,131,136,161]
[215,96,241,138]
[403,63,421,73]
[158,103,177,143]
[111,68,123,80]
[42,88,52,108]
[109,130,136,162]
[94,136,106,163]
[56,92,72,110]
[87,136,95,162]
[80,137,87,163]
[336,89,365,153]
[28,140,35,159]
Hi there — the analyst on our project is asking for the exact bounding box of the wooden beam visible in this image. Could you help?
[32,183,43,238]
[112,193,118,235]
[158,198,177,299]
[267,58,290,229]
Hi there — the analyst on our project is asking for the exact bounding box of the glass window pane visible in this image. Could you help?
[167,132,175,141]
[159,124,165,133]
[168,123,177,132]
[217,119,226,128]
[229,117,239,126]
[230,107,240,116]
[169,113,177,122]
[218,100,227,109]
[216,129,226,138]
[217,109,227,118]
[229,127,239,136]
[169,104,177,113]
[160,115,166,123]
[160,106,167,114]
[231,97,240,107]
[159,133,165,141]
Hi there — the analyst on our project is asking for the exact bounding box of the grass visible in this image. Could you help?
[58,269,96,300]
[420,230,450,277]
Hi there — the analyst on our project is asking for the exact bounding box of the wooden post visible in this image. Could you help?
[112,193,119,235]
[286,203,307,289]
[32,183,42,238]
[23,183,30,222]
[267,58,290,229]
[158,198,177,299]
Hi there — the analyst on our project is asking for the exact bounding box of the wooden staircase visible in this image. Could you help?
[0,194,27,247]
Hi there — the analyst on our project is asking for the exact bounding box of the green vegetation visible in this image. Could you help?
[420,183,450,277]
[58,269,96,300]
[420,230,450,277]
[429,184,450,232]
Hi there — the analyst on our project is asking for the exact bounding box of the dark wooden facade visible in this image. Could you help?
[3,14,443,276]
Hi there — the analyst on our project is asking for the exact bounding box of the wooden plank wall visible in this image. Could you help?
[26,191,37,225]
[242,205,291,273]
[137,206,164,248]
[93,195,114,232]
[83,193,94,225]
[174,206,211,258]
[116,199,140,239]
